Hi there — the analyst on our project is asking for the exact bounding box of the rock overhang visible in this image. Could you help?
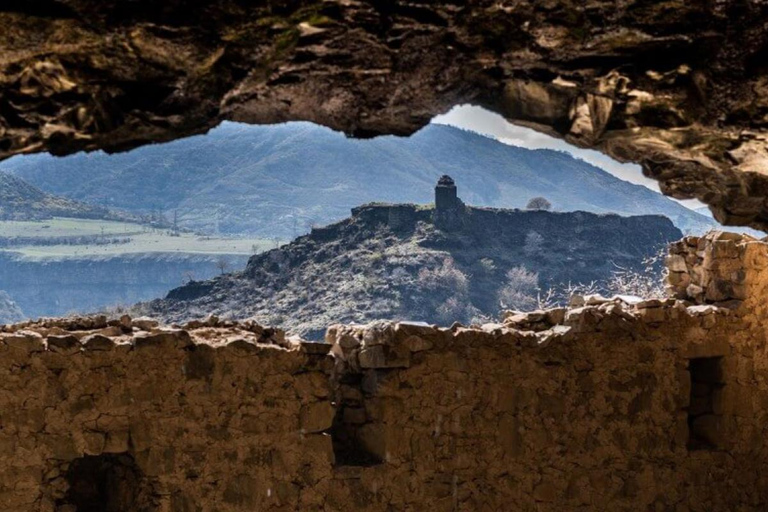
[2,1,768,230]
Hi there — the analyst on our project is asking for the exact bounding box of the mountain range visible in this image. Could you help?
[0,122,716,238]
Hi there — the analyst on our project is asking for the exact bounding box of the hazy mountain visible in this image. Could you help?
[1,122,716,237]
[0,172,133,222]
[0,290,24,324]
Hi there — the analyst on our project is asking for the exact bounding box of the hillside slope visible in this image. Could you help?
[0,172,128,221]
[1,123,715,237]
[142,203,683,339]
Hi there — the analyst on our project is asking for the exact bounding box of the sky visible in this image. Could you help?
[432,105,704,211]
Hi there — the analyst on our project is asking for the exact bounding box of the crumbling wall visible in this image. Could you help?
[326,299,767,511]
[1,233,768,511]
[0,317,335,512]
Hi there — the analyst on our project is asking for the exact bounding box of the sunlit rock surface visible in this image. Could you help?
[2,2,768,228]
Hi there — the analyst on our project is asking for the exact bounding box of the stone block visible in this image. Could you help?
[2,331,45,353]
[134,329,193,350]
[299,341,332,355]
[46,335,80,355]
[81,334,115,351]
[103,430,130,453]
[403,335,433,352]
[82,431,105,456]
[359,345,410,369]
[667,271,690,287]
[636,306,667,323]
[300,401,335,433]
[133,317,159,331]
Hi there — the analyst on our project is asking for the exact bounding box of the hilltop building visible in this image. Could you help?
[433,174,465,229]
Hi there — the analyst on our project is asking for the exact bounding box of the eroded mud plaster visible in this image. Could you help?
[3,2,768,228]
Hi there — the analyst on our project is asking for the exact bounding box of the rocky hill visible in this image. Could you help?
[143,191,683,339]
[0,172,129,222]
[1,123,714,237]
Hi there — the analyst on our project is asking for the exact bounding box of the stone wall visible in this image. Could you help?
[326,300,766,511]
[2,233,768,510]
[0,316,335,512]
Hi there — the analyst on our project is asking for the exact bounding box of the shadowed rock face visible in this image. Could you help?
[3,1,768,228]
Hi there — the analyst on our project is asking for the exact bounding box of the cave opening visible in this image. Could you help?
[57,453,158,512]
[0,105,737,336]
[687,356,725,451]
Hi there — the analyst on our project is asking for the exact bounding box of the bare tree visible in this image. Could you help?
[526,197,552,211]
[607,249,667,297]
[215,256,230,275]
[498,266,540,311]
[182,270,196,284]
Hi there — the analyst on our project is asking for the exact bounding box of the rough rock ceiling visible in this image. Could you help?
[2,1,768,229]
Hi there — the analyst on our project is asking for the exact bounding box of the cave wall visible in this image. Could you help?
[3,1,768,230]
[0,233,767,510]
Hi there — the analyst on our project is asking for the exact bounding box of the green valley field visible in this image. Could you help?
[0,217,276,259]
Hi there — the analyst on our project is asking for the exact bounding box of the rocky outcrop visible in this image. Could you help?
[2,2,768,229]
[146,203,681,337]
[1,232,768,510]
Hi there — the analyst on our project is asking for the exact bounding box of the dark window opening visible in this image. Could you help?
[330,373,383,467]
[57,453,158,512]
[687,357,725,451]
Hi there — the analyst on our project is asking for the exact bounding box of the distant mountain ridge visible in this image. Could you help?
[1,122,716,237]
[0,172,131,222]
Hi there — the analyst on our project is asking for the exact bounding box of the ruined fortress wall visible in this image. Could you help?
[327,303,767,511]
[1,232,767,511]
[0,324,335,512]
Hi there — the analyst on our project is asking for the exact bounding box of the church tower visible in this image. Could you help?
[435,175,459,212]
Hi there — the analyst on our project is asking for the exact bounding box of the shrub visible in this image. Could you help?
[478,257,496,273]
[607,249,667,298]
[523,231,544,256]
[417,257,468,293]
